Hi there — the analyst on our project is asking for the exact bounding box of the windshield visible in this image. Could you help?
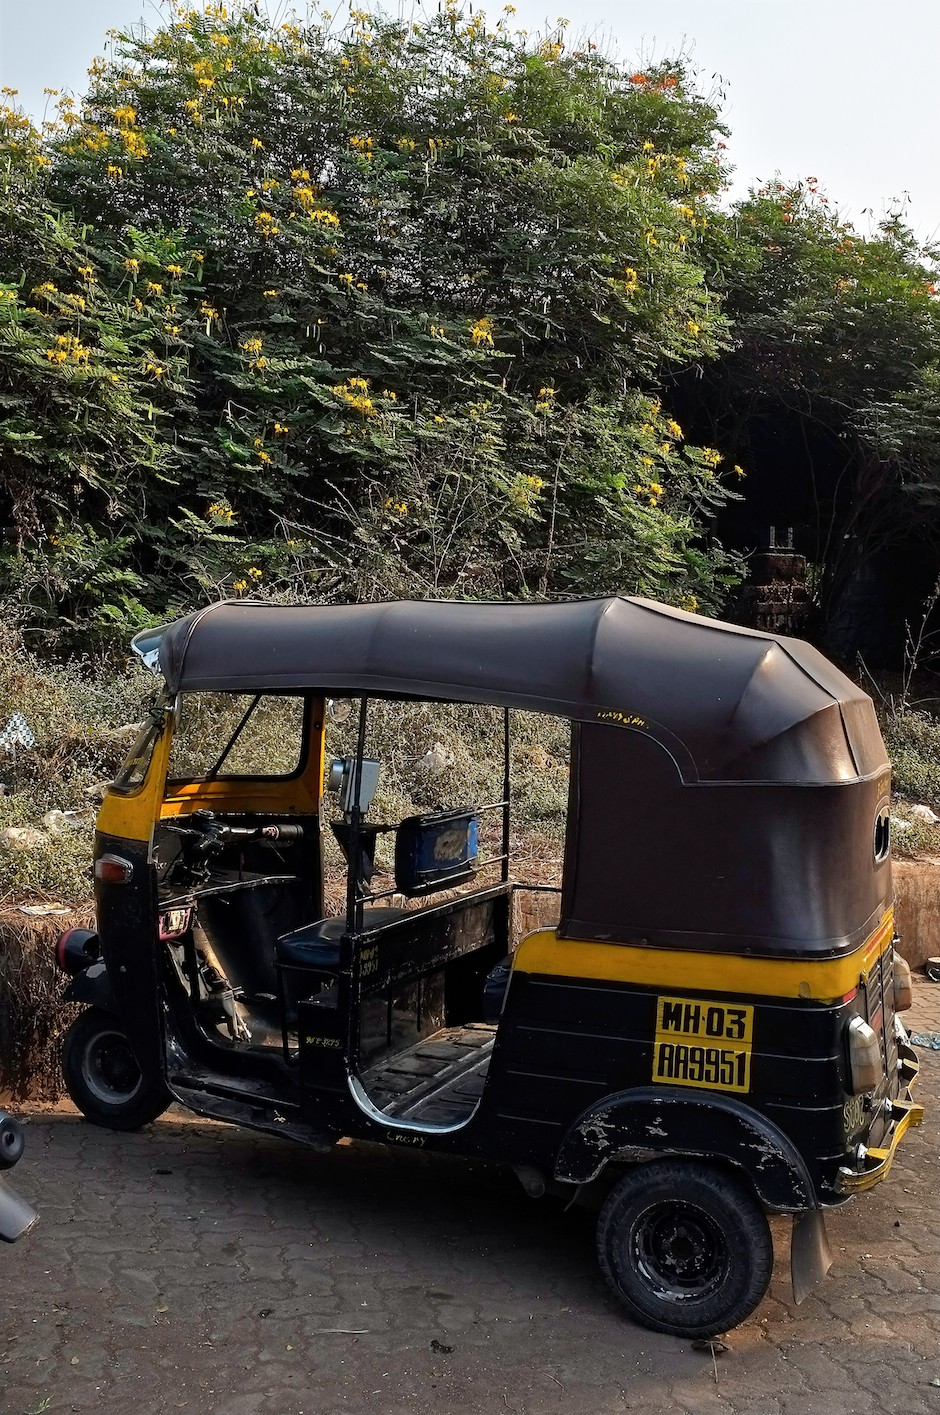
[111,695,172,794]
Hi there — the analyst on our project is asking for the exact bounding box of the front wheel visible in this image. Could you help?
[596,1159,773,1337]
[62,1007,171,1131]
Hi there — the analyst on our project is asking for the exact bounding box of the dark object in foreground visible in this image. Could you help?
[54,596,920,1337]
[0,1111,37,1243]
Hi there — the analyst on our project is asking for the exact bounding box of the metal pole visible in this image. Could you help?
[346,695,369,933]
[501,707,511,883]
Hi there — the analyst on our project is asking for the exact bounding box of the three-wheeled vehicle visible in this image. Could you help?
[55,597,920,1336]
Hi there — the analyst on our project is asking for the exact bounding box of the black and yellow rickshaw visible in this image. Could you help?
[54,597,921,1337]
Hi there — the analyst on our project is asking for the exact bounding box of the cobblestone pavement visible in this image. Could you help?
[4,984,940,1415]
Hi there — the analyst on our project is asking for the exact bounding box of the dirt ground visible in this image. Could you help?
[3,985,940,1415]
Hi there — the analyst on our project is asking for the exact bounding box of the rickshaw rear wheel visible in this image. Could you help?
[62,1007,172,1131]
[596,1159,773,1338]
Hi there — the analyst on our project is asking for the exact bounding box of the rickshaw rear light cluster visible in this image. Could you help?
[892,952,913,1012]
[94,853,134,884]
[847,1015,882,1094]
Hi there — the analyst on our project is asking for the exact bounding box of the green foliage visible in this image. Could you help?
[0,3,744,646]
[684,178,940,630]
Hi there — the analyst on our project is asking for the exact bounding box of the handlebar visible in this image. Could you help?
[165,811,304,848]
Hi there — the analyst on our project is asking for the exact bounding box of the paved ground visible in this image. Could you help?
[4,986,940,1415]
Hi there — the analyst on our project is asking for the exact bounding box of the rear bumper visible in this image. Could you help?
[836,1039,922,1195]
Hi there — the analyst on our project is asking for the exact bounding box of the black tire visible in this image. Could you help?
[596,1159,773,1338]
[62,1007,171,1131]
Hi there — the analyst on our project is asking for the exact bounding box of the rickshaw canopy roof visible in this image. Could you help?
[147,597,885,785]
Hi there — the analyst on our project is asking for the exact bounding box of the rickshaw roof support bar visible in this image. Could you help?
[205,692,261,779]
[502,708,511,885]
[345,694,369,936]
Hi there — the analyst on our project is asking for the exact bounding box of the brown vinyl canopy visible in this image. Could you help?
[150,596,886,788]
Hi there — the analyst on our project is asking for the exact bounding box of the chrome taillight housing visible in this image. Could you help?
[94,853,134,884]
[847,1015,882,1094]
[892,951,913,1012]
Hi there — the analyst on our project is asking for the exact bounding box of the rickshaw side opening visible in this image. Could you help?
[54,596,922,1339]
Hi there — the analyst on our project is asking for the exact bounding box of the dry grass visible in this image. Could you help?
[0,904,92,1101]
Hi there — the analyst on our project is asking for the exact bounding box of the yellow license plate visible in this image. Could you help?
[652,995,754,1094]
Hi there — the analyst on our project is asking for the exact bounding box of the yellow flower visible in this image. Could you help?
[233,579,248,593]
[166,264,183,279]
[273,422,289,434]
[240,337,263,355]
[253,211,279,237]
[250,137,264,150]
[338,272,354,285]
[666,419,683,439]
[680,594,699,612]
[257,449,272,464]
[248,565,263,578]
[107,164,124,180]
[381,389,397,401]
[146,281,163,296]
[469,316,494,348]
[686,319,700,337]
[733,464,746,478]
[503,111,518,124]
[263,289,279,297]
[124,258,140,274]
[165,325,181,337]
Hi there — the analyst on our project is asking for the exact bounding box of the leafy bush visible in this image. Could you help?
[0,3,746,649]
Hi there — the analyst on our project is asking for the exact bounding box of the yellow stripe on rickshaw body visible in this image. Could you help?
[512,911,895,1004]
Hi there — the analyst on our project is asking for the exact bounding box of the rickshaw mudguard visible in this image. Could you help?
[62,959,118,1015]
[555,1086,816,1211]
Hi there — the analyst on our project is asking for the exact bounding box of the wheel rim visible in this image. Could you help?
[630,1199,729,1303]
[80,1028,143,1106]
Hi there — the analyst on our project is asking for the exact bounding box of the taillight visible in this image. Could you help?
[847,1015,882,1094]
[94,853,134,884]
[892,951,913,1011]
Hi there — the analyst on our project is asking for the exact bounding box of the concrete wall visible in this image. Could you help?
[893,859,940,969]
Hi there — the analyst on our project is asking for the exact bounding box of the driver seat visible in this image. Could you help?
[275,907,411,971]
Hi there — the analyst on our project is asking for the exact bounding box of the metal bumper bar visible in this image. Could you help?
[836,1040,923,1195]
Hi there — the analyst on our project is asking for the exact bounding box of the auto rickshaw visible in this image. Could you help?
[55,596,921,1337]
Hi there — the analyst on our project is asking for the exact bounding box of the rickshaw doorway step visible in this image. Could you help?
[360,1023,496,1125]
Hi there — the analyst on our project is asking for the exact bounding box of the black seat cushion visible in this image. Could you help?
[276,907,411,969]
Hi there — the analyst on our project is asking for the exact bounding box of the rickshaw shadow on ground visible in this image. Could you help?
[2,1082,940,1415]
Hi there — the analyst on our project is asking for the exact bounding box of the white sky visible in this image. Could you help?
[1,0,937,244]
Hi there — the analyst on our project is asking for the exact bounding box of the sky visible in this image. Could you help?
[1,0,938,245]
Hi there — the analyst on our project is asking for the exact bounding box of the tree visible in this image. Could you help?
[0,3,744,647]
[672,177,940,645]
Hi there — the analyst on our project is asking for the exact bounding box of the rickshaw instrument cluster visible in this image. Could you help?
[54,596,922,1339]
